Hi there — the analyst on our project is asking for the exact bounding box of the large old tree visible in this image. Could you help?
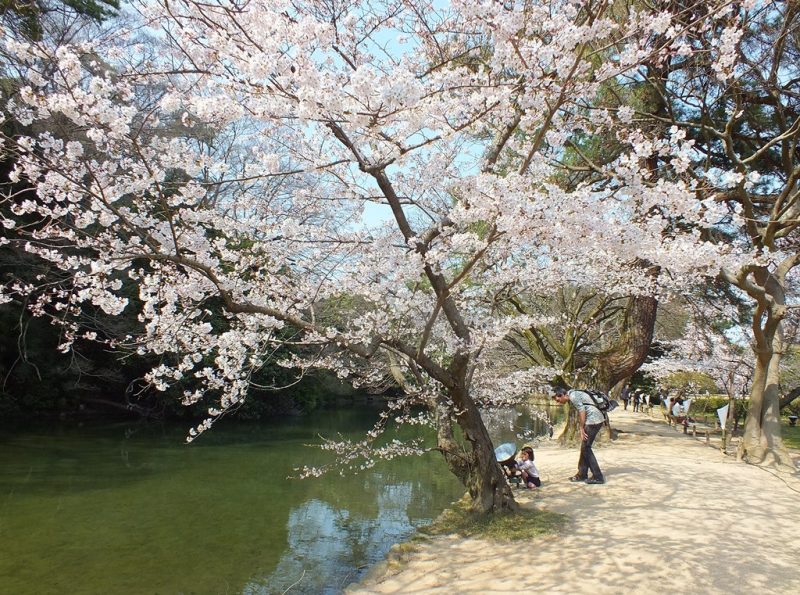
[630,0,800,468]
[502,287,657,392]
[1,0,754,511]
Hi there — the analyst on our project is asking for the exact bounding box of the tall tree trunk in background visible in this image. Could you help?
[556,405,581,446]
[592,295,658,391]
[557,294,658,446]
[736,267,794,470]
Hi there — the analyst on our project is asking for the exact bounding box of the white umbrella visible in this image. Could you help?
[494,442,517,463]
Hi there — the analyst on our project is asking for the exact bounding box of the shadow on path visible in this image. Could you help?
[350,409,800,594]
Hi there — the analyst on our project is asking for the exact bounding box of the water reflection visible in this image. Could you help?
[0,412,462,595]
[482,405,556,448]
[248,479,421,594]
[0,403,562,594]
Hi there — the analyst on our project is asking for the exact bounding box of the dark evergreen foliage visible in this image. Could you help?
[1,0,119,39]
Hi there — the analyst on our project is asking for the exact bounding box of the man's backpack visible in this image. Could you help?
[583,389,618,413]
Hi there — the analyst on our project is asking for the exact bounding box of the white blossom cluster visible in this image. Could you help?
[641,317,752,399]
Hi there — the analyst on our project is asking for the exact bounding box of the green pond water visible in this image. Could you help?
[0,405,549,594]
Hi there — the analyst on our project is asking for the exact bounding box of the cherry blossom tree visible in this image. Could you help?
[641,313,754,444]
[642,319,753,402]
[1,0,748,512]
[625,0,800,468]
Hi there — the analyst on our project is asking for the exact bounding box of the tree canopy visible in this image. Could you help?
[1,0,798,509]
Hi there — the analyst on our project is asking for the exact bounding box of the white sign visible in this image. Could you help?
[717,404,730,430]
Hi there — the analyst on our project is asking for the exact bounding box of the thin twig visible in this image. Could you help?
[282,569,306,594]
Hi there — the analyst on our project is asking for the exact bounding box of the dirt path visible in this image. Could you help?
[347,409,800,594]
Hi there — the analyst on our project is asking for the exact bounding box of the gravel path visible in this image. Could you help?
[347,409,800,594]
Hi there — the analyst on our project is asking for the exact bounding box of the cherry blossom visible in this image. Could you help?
[0,0,766,509]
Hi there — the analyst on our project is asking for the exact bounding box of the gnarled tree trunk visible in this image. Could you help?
[593,294,658,390]
[737,268,794,470]
[395,355,518,514]
[557,294,658,446]
[436,385,518,513]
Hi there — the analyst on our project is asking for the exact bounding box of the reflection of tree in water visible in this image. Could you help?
[243,483,417,595]
[481,405,555,447]
[482,407,521,444]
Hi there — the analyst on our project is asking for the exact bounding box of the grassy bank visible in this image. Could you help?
[783,424,800,450]
[419,495,567,542]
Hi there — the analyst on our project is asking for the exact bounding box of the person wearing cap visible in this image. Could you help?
[551,386,605,484]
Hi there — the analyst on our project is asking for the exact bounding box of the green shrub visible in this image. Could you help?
[659,371,719,394]
[688,396,748,418]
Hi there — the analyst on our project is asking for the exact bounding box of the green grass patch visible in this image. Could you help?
[419,496,568,542]
[783,424,800,450]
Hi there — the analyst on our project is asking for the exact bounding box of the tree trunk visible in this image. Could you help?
[558,294,657,445]
[444,385,518,514]
[739,323,794,470]
[593,294,658,390]
[555,405,580,447]
[737,267,794,471]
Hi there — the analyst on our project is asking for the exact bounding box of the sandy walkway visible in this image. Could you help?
[348,409,800,594]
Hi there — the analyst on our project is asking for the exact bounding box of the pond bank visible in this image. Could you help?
[347,409,800,594]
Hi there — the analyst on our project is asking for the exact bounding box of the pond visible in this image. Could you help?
[0,404,550,594]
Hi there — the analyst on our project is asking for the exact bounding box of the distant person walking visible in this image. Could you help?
[621,385,630,411]
[552,386,606,485]
[632,390,641,413]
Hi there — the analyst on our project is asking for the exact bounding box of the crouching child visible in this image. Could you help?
[517,447,541,489]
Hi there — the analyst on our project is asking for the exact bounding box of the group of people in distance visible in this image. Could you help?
[620,386,659,413]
